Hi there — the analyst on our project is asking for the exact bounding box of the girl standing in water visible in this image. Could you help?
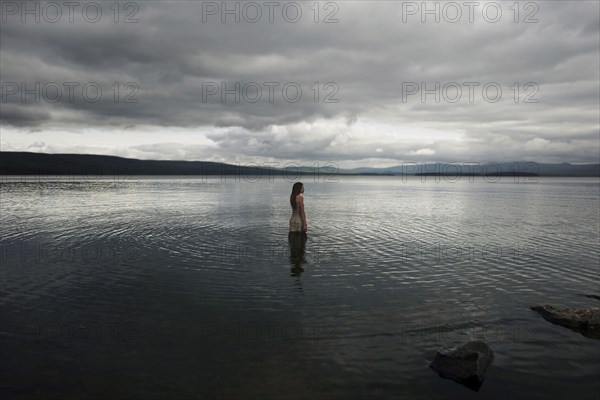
[289,182,308,233]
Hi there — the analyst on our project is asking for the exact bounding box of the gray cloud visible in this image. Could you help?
[1,0,598,165]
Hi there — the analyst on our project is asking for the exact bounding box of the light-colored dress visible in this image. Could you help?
[289,195,305,232]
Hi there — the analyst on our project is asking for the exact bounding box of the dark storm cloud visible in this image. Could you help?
[1,0,598,163]
[0,104,51,126]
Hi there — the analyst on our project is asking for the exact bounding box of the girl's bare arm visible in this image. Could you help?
[298,197,307,229]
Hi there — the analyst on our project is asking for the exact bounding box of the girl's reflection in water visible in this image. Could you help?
[288,231,307,277]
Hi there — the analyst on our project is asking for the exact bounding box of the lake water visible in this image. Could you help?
[1,175,599,399]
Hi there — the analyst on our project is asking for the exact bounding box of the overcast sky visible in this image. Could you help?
[1,0,599,167]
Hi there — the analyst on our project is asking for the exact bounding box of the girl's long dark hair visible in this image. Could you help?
[290,182,303,209]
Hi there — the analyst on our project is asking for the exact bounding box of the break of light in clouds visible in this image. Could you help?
[1,0,599,168]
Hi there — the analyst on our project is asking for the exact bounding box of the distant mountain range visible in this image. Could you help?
[1,152,598,177]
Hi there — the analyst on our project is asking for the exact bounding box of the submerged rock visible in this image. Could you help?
[430,340,494,391]
[531,305,600,340]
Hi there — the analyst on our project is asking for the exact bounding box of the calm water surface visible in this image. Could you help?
[1,176,599,399]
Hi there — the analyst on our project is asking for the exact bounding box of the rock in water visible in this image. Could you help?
[581,294,600,301]
[531,305,600,339]
[430,341,494,391]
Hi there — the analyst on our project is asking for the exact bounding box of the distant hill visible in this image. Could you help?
[0,152,598,177]
[0,152,272,177]
[340,162,600,177]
